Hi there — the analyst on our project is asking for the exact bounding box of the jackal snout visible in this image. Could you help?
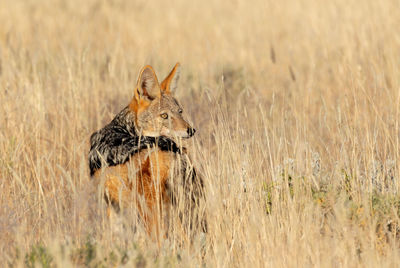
[187,127,196,137]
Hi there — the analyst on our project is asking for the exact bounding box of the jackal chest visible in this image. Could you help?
[93,148,185,206]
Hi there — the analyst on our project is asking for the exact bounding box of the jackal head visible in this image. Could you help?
[129,63,196,139]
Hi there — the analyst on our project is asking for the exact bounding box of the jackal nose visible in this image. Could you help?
[187,127,196,137]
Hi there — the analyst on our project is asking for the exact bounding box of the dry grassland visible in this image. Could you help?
[1,0,400,266]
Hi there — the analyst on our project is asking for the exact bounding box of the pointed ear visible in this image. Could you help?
[134,65,161,101]
[160,63,180,94]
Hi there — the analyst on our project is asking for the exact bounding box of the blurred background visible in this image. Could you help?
[1,0,400,266]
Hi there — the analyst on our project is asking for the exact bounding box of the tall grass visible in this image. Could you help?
[1,0,400,266]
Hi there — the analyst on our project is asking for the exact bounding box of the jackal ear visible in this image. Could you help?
[160,63,180,94]
[135,65,161,100]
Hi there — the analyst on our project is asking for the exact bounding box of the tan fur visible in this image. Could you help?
[93,148,176,239]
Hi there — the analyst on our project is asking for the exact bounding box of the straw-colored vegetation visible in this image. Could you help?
[1,0,400,266]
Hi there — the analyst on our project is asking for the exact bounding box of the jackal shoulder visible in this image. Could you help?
[88,107,181,176]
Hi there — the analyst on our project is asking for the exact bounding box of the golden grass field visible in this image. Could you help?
[1,0,400,266]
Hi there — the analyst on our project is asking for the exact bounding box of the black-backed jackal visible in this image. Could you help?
[88,63,206,240]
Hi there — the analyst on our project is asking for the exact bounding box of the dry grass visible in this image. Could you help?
[1,0,400,266]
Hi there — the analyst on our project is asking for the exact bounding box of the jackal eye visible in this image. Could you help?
[161,113,168,119]
[178,109,183,114]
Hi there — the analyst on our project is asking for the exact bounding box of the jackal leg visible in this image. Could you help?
[135,174,170,242]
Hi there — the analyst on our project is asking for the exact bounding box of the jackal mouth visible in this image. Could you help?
[159,128,196,140]
[170,131,195,140]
